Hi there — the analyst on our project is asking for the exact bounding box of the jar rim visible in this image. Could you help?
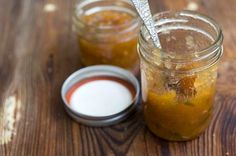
[139,10,223,61]
[73,0,139,33]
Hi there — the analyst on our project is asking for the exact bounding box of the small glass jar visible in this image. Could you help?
[73,0,140,74]
[138,11,223,141]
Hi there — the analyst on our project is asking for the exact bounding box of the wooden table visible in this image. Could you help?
[0,0,235,155]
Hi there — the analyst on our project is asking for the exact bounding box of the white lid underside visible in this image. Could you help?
[70,80,133,117]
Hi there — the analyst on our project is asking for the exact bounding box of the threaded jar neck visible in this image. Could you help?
[138,11,223,74]
[73,0,139,40]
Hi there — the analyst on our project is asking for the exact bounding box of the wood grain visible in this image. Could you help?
[0,0,235,156]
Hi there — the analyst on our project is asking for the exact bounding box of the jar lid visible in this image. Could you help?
[61,65,140,127]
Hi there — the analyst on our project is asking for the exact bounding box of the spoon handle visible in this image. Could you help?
[131,0,161,47]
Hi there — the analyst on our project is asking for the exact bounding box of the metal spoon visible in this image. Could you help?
[131,0,161,48]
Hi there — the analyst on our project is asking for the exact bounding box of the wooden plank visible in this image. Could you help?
[0,0,235,156]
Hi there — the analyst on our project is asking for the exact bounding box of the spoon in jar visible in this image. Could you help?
[131,0,162,48]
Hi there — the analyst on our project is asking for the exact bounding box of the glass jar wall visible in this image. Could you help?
[138,11,223,141]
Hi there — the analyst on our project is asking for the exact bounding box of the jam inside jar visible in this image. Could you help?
[138,11,223,141]
[73,0,140,74]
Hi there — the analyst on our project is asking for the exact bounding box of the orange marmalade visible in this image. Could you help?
[73,0,139,74]
[142,63,217,141]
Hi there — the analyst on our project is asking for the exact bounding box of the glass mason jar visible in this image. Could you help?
[138,11,223,141]
[73,0,140,75]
